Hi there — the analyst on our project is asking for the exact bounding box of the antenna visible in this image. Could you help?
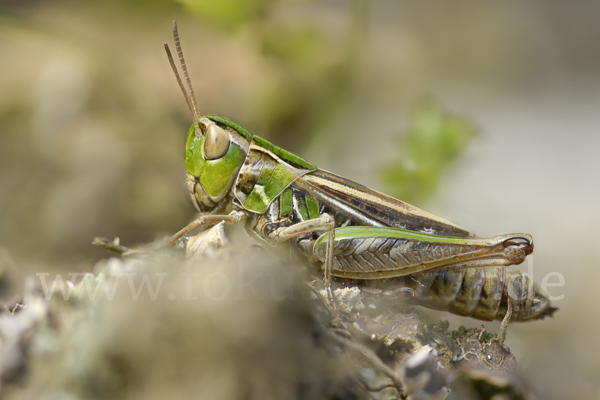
[164,20,201,134]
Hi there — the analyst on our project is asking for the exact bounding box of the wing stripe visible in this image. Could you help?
[297,170,475,237]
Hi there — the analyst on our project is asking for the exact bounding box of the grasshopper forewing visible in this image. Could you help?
[99,21,556,324]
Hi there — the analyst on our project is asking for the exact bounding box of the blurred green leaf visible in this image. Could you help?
[261,26,321,63]
[382,98,477,204]
[182,0,272,31]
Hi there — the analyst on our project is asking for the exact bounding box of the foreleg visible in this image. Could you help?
[94,210,247,256]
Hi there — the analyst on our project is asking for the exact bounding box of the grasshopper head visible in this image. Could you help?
[164,23,254,213]
[185,116,250,212]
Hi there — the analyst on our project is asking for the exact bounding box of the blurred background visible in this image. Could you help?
[0,1,598,398]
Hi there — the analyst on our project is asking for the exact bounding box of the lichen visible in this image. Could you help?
[0,226,540,399]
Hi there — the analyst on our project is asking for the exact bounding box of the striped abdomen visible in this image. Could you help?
[363,266,554,321]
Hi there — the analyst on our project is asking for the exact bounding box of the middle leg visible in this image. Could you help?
[267,214,338,315]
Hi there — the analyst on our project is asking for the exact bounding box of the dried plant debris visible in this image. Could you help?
[0,226,541,399]
[185,221,230,261]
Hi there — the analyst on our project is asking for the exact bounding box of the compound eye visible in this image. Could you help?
[204,124,230,160]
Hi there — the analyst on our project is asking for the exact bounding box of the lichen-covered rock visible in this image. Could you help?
[353,309,426,351]
[0,226,539,400]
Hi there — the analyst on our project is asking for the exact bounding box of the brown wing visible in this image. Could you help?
[294,169,475,237]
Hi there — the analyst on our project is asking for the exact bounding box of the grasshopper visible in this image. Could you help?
[99,22,556,328]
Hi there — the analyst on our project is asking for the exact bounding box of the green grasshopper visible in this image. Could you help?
[101,22,556,327]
